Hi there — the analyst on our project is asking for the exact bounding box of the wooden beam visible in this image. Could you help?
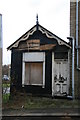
[16,44,56,51]
[40,44,56,50]
[27,39,40,44]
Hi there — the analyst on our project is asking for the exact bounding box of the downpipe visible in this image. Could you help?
[67,0,80,100]
[67,37,75,100]
[66,0,80,99]
[76,0,80,70]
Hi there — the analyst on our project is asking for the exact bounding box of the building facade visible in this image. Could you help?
[8,19,71,97]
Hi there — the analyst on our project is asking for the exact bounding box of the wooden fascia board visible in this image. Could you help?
[7,25,36,50]
[15,44,56,51]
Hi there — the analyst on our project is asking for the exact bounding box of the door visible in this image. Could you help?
[54,60,68,96]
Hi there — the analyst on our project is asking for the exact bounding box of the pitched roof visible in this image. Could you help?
[7,24,71,50]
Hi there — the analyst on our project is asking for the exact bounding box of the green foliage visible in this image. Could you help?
[2,83,10,87]
[3,93,10,103]
[2,81,10,104]
[2,93,80,110]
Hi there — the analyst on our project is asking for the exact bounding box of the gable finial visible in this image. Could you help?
[36,14,39,30]
[36,14,39,25]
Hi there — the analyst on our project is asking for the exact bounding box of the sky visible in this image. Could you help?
[0,0,70,65]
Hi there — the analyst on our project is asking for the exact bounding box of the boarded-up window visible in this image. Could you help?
[25,62,43,85]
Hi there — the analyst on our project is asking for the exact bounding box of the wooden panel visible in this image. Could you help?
[25,63,30,85]
[27,39,40,43]
[54,60,68,95]
[23,52,45,62]
[18,44,56,51]
[54,60,68,80]
[40,44,56,50]
[25,62,43,85]
[11,50,22,86]
[31,63,43,85]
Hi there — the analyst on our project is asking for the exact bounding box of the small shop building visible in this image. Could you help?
[7,17,71,97]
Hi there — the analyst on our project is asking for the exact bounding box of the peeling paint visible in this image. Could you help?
[54,59,69,96]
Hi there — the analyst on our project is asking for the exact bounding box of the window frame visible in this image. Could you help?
[22,52,45,88]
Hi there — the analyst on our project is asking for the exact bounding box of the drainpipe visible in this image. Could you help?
[67,37,75,99]
[76,0,80,70]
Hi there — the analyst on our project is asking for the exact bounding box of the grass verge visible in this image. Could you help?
[2,93,80,110]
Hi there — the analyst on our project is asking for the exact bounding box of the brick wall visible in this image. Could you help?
[78,2,80,68]
[70,1,80,98]
[70,2,76,39]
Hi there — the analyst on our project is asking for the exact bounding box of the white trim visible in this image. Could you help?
[8,25,71,50]
[29,84,42,86]
[22,61,25,87]
[52,52,54,96]
[22,52,45,88]
[23,52,45,62]
[53,59,69,95]
[42,53,45,88]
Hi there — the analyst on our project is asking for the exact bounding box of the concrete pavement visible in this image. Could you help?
[2,108,80,117]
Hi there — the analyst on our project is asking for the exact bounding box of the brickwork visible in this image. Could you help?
[70,2,76,39]
[70,1,80,98]
[78,2,80,68]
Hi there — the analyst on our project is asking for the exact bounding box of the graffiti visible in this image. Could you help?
[54,60,69,96]
[54,74,67,83]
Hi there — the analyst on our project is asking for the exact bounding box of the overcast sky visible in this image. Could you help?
[0,0,70,65]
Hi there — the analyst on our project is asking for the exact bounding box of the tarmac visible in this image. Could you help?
[2,108,80,117]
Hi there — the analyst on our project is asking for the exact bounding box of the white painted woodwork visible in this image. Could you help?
[22,52,45,87]
[23,52,45,62]
[52,52,54,96]
[52,53,69,96]
[22,62,25,87]
[54,59,69,95]
[8,25,71,50]
[42,59,45,88]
